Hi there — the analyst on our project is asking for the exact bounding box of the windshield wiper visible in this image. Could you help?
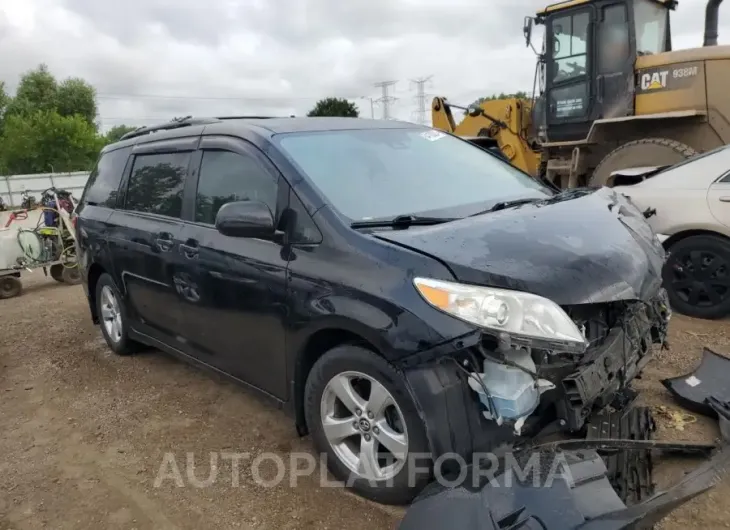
[468,197,543,217]
[351,214,457,229]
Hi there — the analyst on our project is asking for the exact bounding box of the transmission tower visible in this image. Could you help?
[373,81,398,120]
[410,76,433,125]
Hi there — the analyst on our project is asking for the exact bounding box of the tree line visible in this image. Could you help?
[0,64,140,175]
[0,64,526,175]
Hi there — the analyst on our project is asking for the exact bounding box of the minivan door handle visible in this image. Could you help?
[179,239,200,259]
[154,232,174,252]
[719,196,730,203]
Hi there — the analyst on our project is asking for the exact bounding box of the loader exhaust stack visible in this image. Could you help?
[704,0,724,46]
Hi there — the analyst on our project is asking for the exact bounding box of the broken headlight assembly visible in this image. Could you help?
[413,277,588,353]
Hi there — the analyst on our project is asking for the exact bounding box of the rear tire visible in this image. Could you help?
[663,234,730,319]
[0,276,22,299]
[95,273,140,355]
[589,138,696,188]
[304,345,431,505]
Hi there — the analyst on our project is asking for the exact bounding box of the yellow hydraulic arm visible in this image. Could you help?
[431,96,542,176]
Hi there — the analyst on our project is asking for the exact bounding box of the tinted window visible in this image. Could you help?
[276,128,549,221]
[598,5,630,74]
[288,189,322,244]
[552,11,590,83]
[194,150,277,225]
[81,146,131,208]
[125,152,190,218]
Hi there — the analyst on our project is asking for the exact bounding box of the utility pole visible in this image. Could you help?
[373,81,398,120]
[360,96,375,118]
[410,75,433,125]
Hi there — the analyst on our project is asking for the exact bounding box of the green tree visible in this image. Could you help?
[465,91,530,114]
[6,64,58,118]
[104,124,137,143]
[307,97,359,118]
[0,64,104,174]
[0,82,9,133]
[57,77,97,125]
[0,110,104,174]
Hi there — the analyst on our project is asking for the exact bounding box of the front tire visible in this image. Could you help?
[663,235,730,319]
[95,273,140,355]
[304,345,431,505]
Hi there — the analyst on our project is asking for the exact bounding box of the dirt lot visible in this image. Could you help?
[1,274,728,530]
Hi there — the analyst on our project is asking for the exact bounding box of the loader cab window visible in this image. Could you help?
[598,4,630,73]
[634,0,669,54]
[551,11,590,84]
[548,8,591,121]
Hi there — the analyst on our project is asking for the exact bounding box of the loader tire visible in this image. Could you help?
[589,138,696,188]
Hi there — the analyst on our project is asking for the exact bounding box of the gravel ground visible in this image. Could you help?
[0,273,728,529]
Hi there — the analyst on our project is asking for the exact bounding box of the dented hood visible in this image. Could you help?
[376,188,665,305]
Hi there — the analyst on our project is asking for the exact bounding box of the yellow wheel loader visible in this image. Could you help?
[432,0,730,188]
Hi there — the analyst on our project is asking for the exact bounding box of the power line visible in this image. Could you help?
[410,75,433,125]
[95,93,362,102]
[373,81,398,120]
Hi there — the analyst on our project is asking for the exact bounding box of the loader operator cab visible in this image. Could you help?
[526,0,674,142]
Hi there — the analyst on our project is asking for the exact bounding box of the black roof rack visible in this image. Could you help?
[119,114,297,141]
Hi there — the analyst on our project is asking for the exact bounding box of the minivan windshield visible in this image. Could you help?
[276,127,551,221]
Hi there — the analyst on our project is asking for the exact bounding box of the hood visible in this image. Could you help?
[375,188,665,305]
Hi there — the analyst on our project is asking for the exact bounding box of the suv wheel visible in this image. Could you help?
[304,345,431,505]
[95,273,139,355]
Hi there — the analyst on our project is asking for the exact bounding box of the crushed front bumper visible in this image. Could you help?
[399,290,671,459]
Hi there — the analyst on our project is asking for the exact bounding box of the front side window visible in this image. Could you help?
[634,0,669,54]
[194,150,278,225]
[125,152,190,218]
[551,10,590,83]
[276,128,550,221]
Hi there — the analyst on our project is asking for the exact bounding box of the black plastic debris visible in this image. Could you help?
[398,439,730,530]
[586,407,655,505]
[662,348,730,417]
[708,397,730,442]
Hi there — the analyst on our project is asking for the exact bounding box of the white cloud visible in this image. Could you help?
[0,0,727,131]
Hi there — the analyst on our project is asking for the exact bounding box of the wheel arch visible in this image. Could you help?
[292,323,384,436]
[662,228,730,251]
[585,112,715,147]
[86,262,107,324]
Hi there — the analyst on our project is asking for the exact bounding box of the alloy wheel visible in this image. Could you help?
[100,285,123,343]
[320,371,409,481]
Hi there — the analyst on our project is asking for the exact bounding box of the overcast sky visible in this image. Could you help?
[0,0,727,131]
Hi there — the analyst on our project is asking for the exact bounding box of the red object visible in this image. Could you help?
[3,210,28,228]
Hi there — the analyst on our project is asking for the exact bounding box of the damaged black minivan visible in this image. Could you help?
[76,117,671,506]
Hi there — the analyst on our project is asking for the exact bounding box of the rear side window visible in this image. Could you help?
[125,152,191,218]
[81,146,131,208]
[194,150,277,225]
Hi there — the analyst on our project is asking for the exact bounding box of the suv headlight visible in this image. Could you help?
[414,277,587,353]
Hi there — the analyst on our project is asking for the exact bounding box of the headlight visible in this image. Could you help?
[413,277,587,352]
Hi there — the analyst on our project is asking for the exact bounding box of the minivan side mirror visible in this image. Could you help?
[215,200,275,239]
